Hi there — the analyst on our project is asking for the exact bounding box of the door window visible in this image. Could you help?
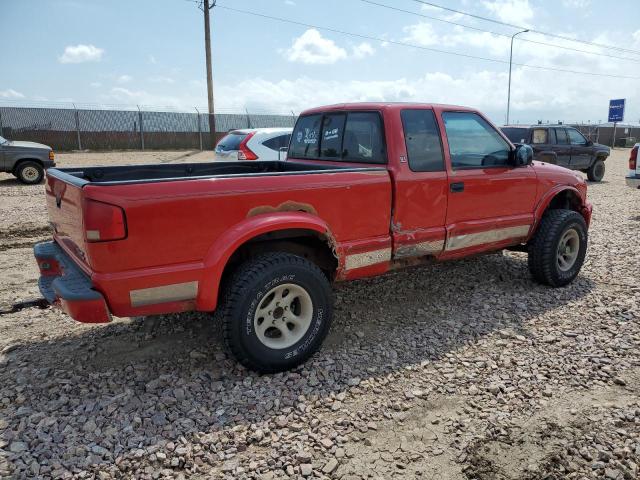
[554,128,569,145]
[289,115,321,158]
[442,112,511,169]
[532,129,548,144]
[400,109,444,172]
[567,128,587,145]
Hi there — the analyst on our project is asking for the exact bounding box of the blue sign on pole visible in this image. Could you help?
[608,98,625,123]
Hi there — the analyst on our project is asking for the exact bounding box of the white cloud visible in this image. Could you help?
[215,69,639,125]
[562,0,591,7]
[482,0,533,26]
[633,30,640,48]
[148,55,157,64]
[0,88,25,99]
[116,74,132,84]
[403,22,440,46]
[352,42,375,59]
[90,81,102,88]
[59,44,104,63]
[149,76,175,84]
[285,0,296,5]
[284,29,348,64]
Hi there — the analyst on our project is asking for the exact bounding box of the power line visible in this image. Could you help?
[411,0,640,56]
[362,0,640,64]
[215,4,640,80]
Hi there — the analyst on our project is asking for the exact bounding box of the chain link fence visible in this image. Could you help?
[0,103,297,151]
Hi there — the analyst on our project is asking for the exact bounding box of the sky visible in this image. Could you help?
[1,0,640,125]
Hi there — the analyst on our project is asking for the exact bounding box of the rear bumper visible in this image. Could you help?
[626,175,640,189]
[34,241,111,323]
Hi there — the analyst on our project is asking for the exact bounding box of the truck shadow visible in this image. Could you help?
[1,251,595,475]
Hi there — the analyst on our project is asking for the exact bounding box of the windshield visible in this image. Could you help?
[0,136,8,145]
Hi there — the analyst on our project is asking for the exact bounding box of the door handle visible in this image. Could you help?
[450,182,464,193]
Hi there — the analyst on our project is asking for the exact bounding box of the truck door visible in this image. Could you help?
[390,108,449,258]
[567,128,592,169]
[550,128,571,167]
[440,110,537,255]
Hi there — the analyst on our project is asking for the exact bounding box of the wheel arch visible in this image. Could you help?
[532,186,588,237]
[197,212,338,311]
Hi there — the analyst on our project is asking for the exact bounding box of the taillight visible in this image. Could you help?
[238,131,258,160]
[83,200,126,242]
[49,150,55,161]
[630,146,638,170]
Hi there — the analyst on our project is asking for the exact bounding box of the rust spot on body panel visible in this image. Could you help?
[247,200,318,218]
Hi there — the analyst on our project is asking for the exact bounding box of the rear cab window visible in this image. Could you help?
[289,111,386,164]
[289,115,322,158]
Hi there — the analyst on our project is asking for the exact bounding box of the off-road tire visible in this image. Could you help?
[15,161,45,185]
[586,158,605,182]
[220,252,333,373]
[528,209,587,287]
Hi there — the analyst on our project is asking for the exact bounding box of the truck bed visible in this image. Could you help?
[42,159,392,317]
[48,160,380,186]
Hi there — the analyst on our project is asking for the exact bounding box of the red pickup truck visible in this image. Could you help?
[35,103,592,372]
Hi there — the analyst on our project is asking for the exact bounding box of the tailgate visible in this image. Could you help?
[45,174,90,269]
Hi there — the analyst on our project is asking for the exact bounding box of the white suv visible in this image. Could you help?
[627,143,639,189]
[214,128,292,161]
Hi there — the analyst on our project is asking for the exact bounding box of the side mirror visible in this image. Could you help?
[513,144,533,166]
[586,140,593,146]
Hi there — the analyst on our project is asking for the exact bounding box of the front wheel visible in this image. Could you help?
[15,161,44,185]
[220,252,333,373]
[528,209,588,287]
[587,159,605,182]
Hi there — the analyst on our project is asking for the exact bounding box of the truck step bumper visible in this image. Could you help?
[34,241,111,323]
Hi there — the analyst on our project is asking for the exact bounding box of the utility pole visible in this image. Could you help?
[506,29,528,125]
[202,0,216,148]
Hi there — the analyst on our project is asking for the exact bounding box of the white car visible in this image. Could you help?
[214,128,292,161]
[626,143,639,189]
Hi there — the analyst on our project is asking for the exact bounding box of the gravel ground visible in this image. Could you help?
[0,149,638,480]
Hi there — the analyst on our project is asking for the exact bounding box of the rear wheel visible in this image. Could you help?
[528,209,587,287]
[220,252,333,373]
[587,158,605,182]
[15,161,44,185]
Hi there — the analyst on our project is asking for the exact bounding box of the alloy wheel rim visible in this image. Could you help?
[253,283,313,349]
[23,166,39,181]
[557,228,579,271]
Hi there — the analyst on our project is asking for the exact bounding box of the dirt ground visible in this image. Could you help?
[0,149,638,480]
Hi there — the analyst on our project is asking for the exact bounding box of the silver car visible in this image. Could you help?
[0,135,55,184]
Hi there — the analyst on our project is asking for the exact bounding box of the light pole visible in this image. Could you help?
[506,29,528,125]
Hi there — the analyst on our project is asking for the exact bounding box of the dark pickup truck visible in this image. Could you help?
[35,102,593,372]
[501,125,610,182]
